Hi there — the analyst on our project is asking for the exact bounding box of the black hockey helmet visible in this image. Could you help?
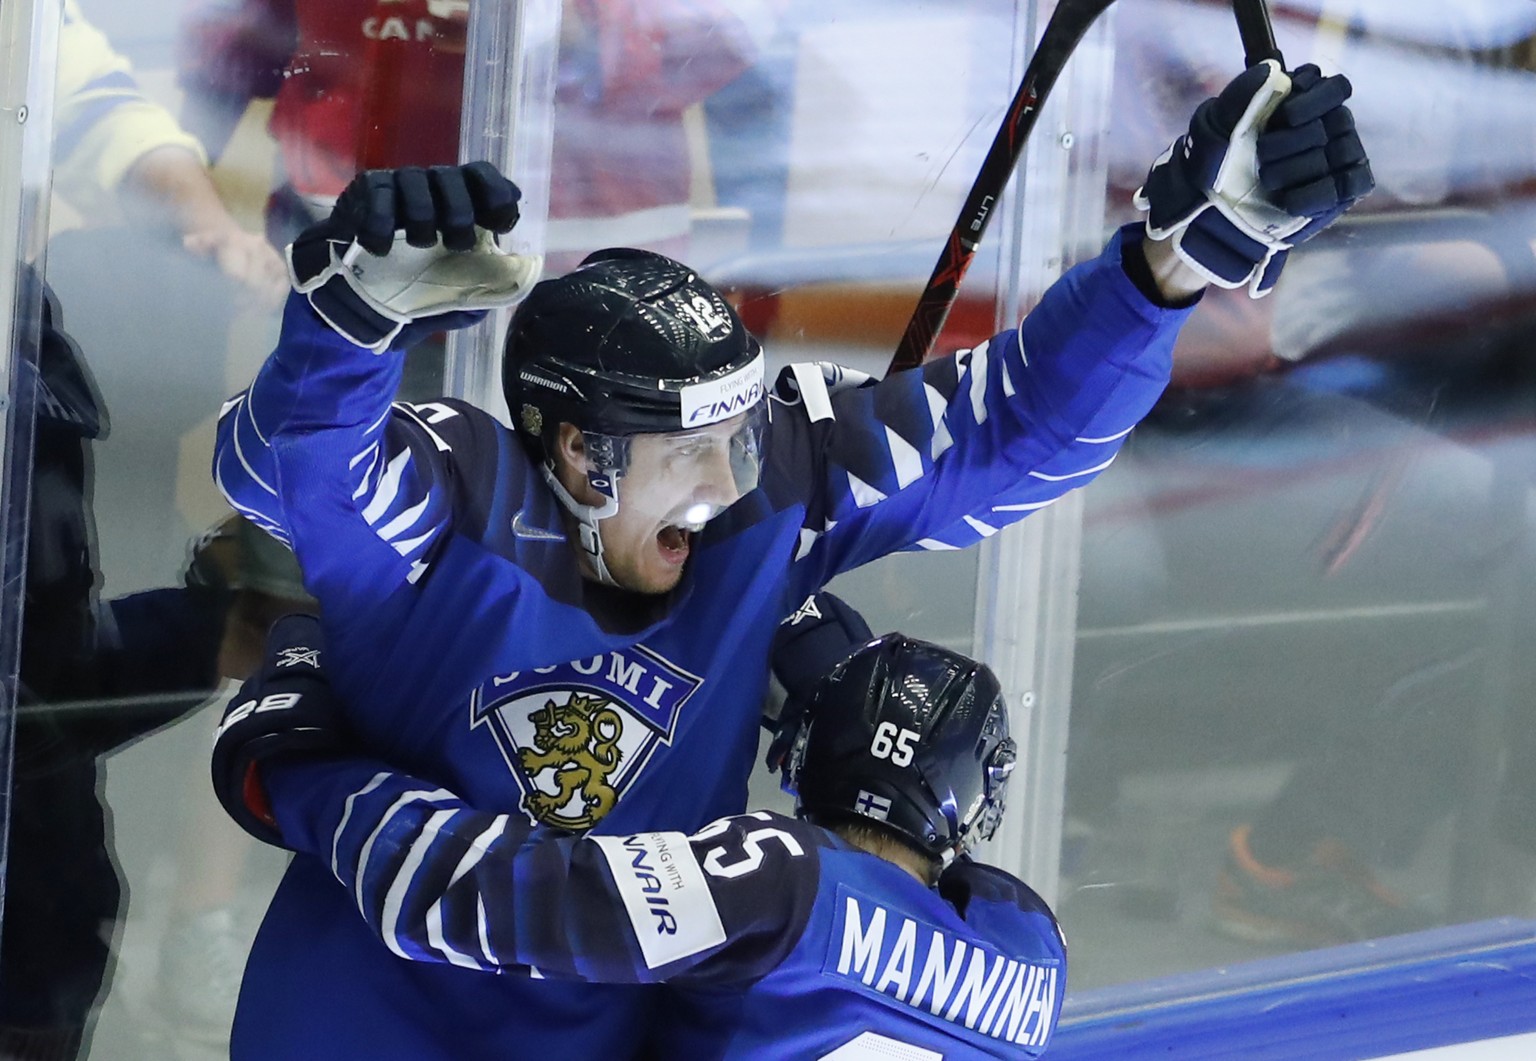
[502,248,765,447]
[789,634,1017,861]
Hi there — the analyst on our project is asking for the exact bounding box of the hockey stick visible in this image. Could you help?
[888,0,1289,375]
[1232,0,1285,66]
[887,0,1117,375]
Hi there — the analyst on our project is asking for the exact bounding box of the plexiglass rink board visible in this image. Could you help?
[1057,0,1536,998]
[0,0,63,1048]
[3,0,1533,1056]
[4,0,1071,1054]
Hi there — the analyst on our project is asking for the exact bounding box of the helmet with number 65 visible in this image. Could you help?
[788,634,1017,863]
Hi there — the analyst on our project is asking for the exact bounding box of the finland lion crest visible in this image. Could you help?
[518,694,623,828]
[471,647,702,829]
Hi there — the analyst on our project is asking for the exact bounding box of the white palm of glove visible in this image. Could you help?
[1135,60,1293,295]
[1179,63,1299,240]
[288,232,543,352]
[1135,58,1375,299]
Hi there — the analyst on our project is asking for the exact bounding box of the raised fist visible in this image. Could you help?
[288,162,542,350]
[1136,60,1374,297]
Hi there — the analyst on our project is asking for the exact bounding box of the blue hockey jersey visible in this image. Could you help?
[270,756,1068,1059]
[212,225,1188,1056]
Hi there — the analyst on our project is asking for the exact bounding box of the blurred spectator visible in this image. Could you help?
[1076,0,1536,948]
[0,8,295,1053]
[47,0,290,594]
[1215,2,1536,943]
[57,0,285,304]
[0,288,230,1059]
[178,0,776,271]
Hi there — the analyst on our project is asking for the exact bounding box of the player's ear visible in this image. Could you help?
[554,423,587,469]
[551,424,602,503]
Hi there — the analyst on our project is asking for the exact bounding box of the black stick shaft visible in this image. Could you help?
[888,0,1116,375]
[1233,0,1285,67]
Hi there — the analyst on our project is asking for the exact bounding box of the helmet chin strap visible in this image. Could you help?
[538,462,622,587]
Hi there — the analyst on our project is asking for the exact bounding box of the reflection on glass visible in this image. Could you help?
[13,0,1531,1052]
[1063,0,1536,991]
[178,0,769,278]
[0,1,292,1054]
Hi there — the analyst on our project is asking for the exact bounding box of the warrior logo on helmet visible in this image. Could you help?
[502,248,762,441]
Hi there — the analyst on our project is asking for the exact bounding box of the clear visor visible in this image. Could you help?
[971,738,1018,843]
[586,402,767,530]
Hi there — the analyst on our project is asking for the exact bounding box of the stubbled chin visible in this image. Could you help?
[635,561,686,595]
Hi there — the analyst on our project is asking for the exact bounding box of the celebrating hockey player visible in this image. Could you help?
[214,611,1065,1058]
[211,60,1371,1057]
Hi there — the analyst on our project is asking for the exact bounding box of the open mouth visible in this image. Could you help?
[656,525,692,565]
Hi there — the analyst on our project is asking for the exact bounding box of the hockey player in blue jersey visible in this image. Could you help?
[215,611,1064,1058]
[210,61,1371,1057]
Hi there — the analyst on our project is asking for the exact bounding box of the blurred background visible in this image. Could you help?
[2,0,1535,1055]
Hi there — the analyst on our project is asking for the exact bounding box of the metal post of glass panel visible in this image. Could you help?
[969,0,1118,907]
[0,0,61,933]
[443,0,562,414]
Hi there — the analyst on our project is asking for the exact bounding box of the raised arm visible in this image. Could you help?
[768,223,1191,592]
[211,164,537,611]
[771,58,1372,590]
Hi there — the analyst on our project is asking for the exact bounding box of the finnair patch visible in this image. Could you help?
[594,832,726,970]
[855,790,892,821]
[680,354,765,428]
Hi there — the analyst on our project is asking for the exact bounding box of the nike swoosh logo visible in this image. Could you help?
[511,509,564,542]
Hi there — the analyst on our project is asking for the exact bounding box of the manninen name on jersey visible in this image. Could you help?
[826,887,1059,1049]
[470,648,703,830]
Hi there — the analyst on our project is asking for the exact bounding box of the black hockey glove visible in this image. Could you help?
[765,591,875,779]
[1136,60,1374,297]
[287,162,542,351]
[211,613,352,847]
